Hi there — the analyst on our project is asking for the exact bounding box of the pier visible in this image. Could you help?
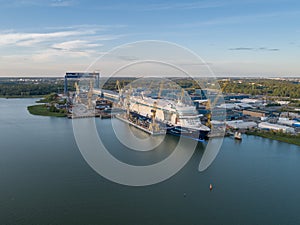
[116,115,166,135]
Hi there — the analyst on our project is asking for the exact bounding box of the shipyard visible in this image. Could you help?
[11,73,298,145]
[2,0,300,224]
[1,74,300,144]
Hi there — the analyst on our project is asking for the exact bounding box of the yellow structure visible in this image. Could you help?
[206,81,229,127]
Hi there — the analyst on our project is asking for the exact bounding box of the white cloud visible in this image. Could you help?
[0,27,124,49]
[0,30,95,47]
[0,25,125,76]
[31,49,92,61]
[52,40,101,51]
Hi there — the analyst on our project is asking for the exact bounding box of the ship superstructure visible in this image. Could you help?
[122,93,210,141]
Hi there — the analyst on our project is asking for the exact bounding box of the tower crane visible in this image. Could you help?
[87,79,94,110]
[125,84,132,118]
[149,81,164,132]
[179,88,185,103]
[205,80,229,128]
[115,80,122,95]
[74,82,81,104]
[115,80,123,108]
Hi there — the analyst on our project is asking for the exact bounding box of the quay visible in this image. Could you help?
[67,112,115,119]
[116,115,166,135]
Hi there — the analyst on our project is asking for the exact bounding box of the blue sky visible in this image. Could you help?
[0,0,299,76]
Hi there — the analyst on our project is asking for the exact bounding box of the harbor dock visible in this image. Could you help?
[116,115,166,135]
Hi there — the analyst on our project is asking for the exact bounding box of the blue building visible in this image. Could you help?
[64,72,100,94]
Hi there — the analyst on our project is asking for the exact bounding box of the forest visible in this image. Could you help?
[0,77,299,99]
[0,80,75,97]
[219,79,300,98]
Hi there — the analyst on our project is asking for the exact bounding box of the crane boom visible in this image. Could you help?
[115,80,122,95]
[150,81,164,132]
[74,82,81,103]
[206,80,229,127]
[126,84,132,118]
[87,79,94,110]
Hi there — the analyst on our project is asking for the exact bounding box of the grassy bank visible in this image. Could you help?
[246,130,300,146]
[27,104,67,117]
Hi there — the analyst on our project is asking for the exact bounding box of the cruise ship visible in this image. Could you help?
[123,94,210,141]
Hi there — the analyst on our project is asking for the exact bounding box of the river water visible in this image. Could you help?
[0,98,299,225]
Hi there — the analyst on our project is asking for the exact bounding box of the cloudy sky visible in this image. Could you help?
[0,0,299,77]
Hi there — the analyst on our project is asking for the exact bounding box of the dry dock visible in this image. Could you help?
[116,115,166,135]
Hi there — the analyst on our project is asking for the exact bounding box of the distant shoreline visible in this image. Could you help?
[0,95,44,99]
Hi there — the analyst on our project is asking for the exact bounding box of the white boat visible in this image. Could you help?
[234,131,242,140]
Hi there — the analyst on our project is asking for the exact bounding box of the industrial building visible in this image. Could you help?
[258,122,295,133]
[224,94,250,101]
[64,72,100,94]
[277,118,300,127]
[243,109,270,118]
[226,120,257,129]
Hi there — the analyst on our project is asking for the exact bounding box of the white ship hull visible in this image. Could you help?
[124,96,210,140]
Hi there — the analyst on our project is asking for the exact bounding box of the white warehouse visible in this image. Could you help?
[258,122,295,133]
[278,117,300,127]
[226,120,257,129]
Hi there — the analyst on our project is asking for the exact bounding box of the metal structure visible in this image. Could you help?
[64,72,100,94]
[74,82,81,103]
[206,81,229,127]
[126,84,132,118]
[87,79,94,110]
[114,80,124,108]
[149,81,164,132]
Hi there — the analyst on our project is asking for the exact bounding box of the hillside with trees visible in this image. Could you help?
[219,79,300,98]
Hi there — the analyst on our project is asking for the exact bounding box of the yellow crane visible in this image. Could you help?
[115,80,122,95]
[179,88,185,103]
[125,84,132,118]
[205,80,229,128]
[74,82,81,104]
[149,81,164,132]
[114,80,124,108]
[87,79,94,110]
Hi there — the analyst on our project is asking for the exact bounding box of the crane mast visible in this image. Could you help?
[149,81,164,132]
[74,82,81,104]
[206,80,229,128]
[87,79,94,110]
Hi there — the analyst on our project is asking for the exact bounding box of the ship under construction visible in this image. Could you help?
[69,77,227,141]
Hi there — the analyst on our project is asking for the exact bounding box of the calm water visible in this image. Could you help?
[0,98,300,225]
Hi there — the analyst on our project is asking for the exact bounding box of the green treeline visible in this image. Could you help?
[1,78,299,98]
[101,77,135,91]
[0,83,75,97]
[220,79,300,98]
